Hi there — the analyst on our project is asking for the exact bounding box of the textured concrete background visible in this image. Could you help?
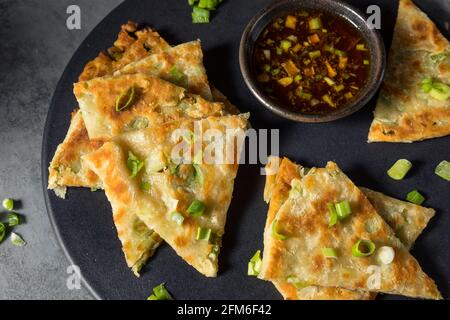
[0,0,121,300]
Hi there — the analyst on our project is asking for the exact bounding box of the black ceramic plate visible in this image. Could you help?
[42,0,450,300]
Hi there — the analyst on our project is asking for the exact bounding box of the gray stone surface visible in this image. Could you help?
[0,0,122,300]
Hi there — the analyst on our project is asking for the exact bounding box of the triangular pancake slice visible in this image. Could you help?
[264,157,435,299]
[83,114,249,276]
[368,0,450,142]
[259,160,441,299]
[73,73,225,141]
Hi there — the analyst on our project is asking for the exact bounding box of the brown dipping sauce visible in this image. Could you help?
[253,10,370,114]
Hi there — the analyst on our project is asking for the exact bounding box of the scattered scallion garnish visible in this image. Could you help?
[352,239,375,257]
[147,283,173,300]
[2,198,13,211]
[140,181,151,192]
[406,189,425,205]
[8,213,20,227]
[286,276,309,290]
[335,201,351,219]
[187,199,205,217]
[387,159,412,180]
[193,164,204,185]
[196,227,212,241]
[247,250,262,276]
[189,0,223,24]
[169,66,185,84]
[10,232,26,247]
[420,77,450,101]
[327,203,338,227]
[271,219,287,240]
[321,247,338,259]
[115,86,136,112]
[435,160,450,181]
[126,151,145,178]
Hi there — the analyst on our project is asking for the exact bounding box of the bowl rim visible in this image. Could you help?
[239,0,386,123]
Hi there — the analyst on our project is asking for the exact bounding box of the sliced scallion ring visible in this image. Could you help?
[247,250,262,276]
[11,232,26,247]
[352,239,376,257]
[187,199,205,217]
[196,227,212,241]
[335,201,351,219]
[321,247,338,259]
[2,198,13,211]
[435,160,450,181]
[115,86,135,112]
[147,283,173,300]
[193,164,204,185]
[406,189,425,205]
[387,159,412,180]
[271,219,287,240]
[327,203,338,227]
[8,213,20,227]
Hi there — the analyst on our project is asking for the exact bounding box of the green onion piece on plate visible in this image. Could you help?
[309,50,321,59]
[199,0,219,10]
[387,159,412,180]
[140,181,151,192]
[406,189,425,205]
[187,199,205,217]
[196,227,212,241]
[148,283,173,300]
[8,213,20,227]
[308,17,322,30]
[126,151,145,178]
[429,82,450,101]
[321,247,338,259]
[0,223,6,243]
[11,232,26,247]
[2,198,13,211]
[247,250,262,276]
[115,86,135,112]
[327,203,338,227]
[352,239,375,257]
[335,200,351,219]
[171,211,185,226]
[192,5,210,23]
[435,160,450,181]
[420,77,434,93]
[271,219,287,240]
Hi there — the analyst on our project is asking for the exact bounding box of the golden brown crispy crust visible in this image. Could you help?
[260,161,441,299]
[368,0,450,143]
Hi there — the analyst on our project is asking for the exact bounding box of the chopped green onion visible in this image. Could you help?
[130,117,149,130]
[335,84,345,92]
[196,227,212,241]
[280,40,292,51]
[406,189,425,205]
[2,198,13,211]
[271,219,287,240]
[8,213,20,226]
[377,246,395,265]
[387,159,412,180]
[298,91,312,100]
[187,199,205,217]
[276,47,283,55]
[294,74,302,82]
[115,86,135,112]
[324,76,335,86]
[247,250,262,276]
[335,201,352,219]
[141,181,151,192]
[429,83,450,101]
[333,49,346,57]
[327,203,338,227]
[352,239,376,257]
[169,66,185,84]
[435,160,450,181]
[322,94,335,107]
[271,68,280,76]
[193,164,204,185]
[188,0,198,6]
[363,59,370,65]
[309,17,322,30]
[90,187,98,192]
[198,0,219,10]
[126,151,145,178]
[321,247,338,259]
[11,232,26,247]
[0,223,5,243]
[192,5,210,23]
[309,50,321,59]
[420,77,434,93]
[171,211,185,226]
[356,43,367,51]
[286,276,309,289]
[263,64,271,72]
[147,283,173,300]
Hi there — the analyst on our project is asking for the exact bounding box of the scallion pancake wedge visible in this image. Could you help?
[259,160,441,299]
[264,157,435,300]
[368,0,450,143]
[83,114,249,276]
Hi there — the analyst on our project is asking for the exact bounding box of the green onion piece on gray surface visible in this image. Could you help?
[2,198,13,211]
[435,160,450,181]
[187,199,205,217]
[11,232,26,247]
[8,213,20,227]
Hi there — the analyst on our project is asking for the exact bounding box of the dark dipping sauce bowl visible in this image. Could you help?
[239,0,386,122]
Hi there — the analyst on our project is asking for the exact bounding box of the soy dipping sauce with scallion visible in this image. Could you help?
[253,10,371,114]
